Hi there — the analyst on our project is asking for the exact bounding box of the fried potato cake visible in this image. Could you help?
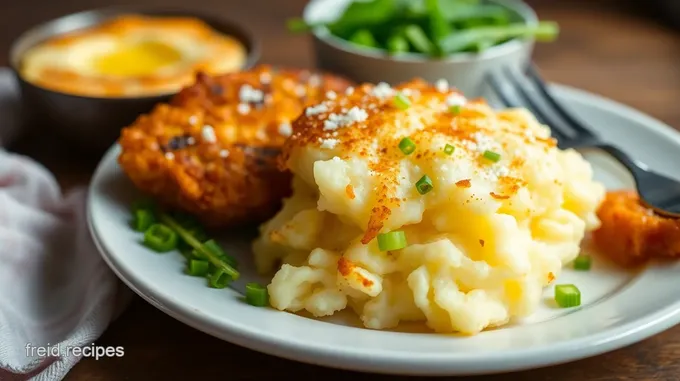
[117,65,353,227]
[593,190,680,267]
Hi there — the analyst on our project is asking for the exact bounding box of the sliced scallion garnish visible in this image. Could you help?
[143,224,178,253]
[415,174,434,195]
[554,284,581,308]
[399,137,416,155]
[245,283,269,306]
[132,208,156,232]
[209,269,231,289]
[202,239,239,269]
[187,260,210,276]
[159,213,240,281]
[393,92,411,110]
[377,231,408,251]
[482,150,501,162]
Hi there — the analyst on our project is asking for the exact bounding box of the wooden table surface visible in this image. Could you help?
[3,0,680,379]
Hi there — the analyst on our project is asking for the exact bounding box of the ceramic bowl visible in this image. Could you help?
[303,0,537,98]
[9,7,260,155]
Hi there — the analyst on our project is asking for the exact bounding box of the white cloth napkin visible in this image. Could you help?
[0,69,131,381]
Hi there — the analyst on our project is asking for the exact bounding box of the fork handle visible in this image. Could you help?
[590,142,649,183]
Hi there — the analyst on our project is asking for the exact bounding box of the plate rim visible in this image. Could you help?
[88,83,680,376]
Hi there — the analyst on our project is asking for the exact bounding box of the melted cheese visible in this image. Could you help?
[93,40,182,76]
[20,15,247,97]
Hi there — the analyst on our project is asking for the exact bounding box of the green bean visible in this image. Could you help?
[386,34,409,54]
[440,22,559,53]
[285,0,559,58]
[404,24,436,54]
[425,0,451,55]
[443,4,509,23]
[426,0,451,41]
[328,0,397,38]
[349,29,379,48]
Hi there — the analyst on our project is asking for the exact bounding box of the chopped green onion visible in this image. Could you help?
[159,213,240,281]
[132,209,156,232]
[245,283,269,306]
[404,24,436,54]
[143,224,178,253]
[415,174,434,195]
[554,284,581,308]
[482,150,501,162]
[450,105,462,114]
[398,137,416,155]
[377,231,408,251]
[443,144,455,155]
[349,29,378,48]
[386,34,409,54]
[187,260,210,276]
[393,92,411,110]
[202,239,239,268]
[208,269,231,289]
[573,255,592,271]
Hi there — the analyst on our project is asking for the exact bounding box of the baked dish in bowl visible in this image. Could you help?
[9,8,259,153]
[19,14,248,98]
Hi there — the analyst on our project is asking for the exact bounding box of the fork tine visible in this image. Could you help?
[498,67,572,143]
[487,70,570,144]
[525,64,595,137]
[486,70,523,109]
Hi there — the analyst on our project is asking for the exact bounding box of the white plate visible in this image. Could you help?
[87,84,680,376]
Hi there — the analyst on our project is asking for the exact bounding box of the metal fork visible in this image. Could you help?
[486,64,680,217]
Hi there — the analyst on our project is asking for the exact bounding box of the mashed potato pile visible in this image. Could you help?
[252,79,605,334]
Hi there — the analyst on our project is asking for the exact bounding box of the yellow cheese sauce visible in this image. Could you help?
[20,15,247,97]
[93,40,183,77]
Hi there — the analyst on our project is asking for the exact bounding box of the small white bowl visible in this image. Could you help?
[304,0,538,97]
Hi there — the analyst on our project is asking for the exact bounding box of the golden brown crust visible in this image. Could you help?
[593,190,680,267]
[337,257,374,287]
[118,65,353,227]
[281,79,554,244]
